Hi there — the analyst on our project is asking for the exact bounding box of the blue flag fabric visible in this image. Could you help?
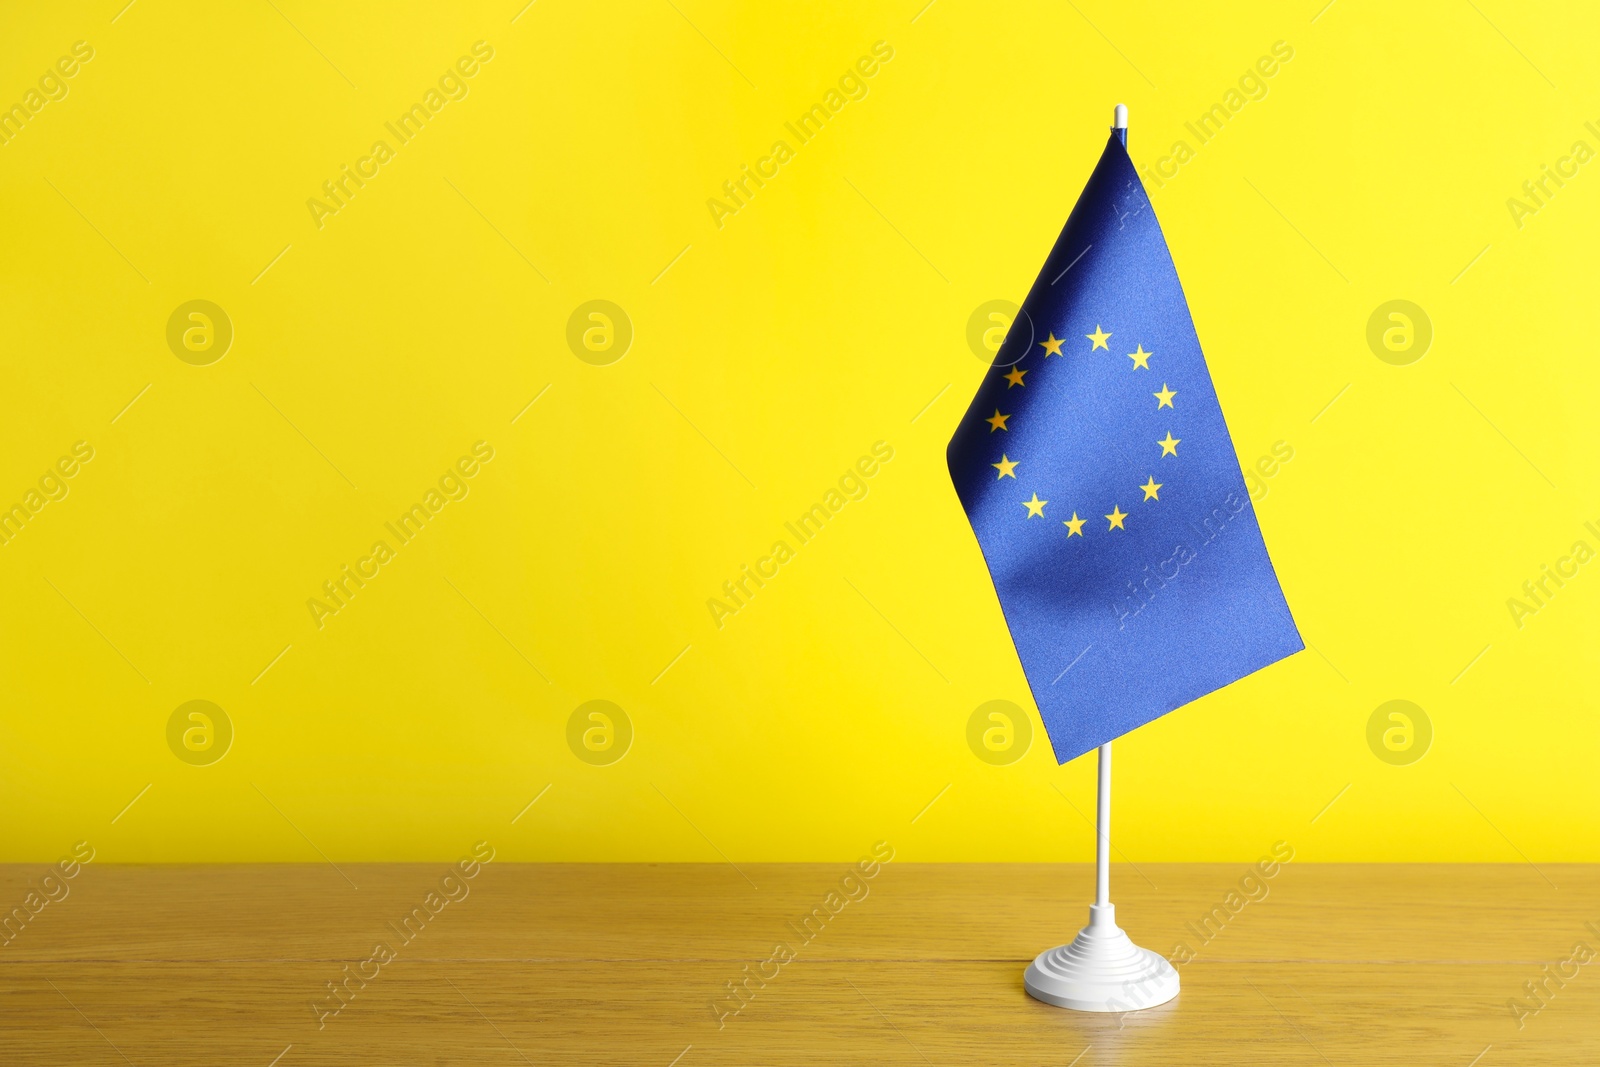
[948,127,1301,764]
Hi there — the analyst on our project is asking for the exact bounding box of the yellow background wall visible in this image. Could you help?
[2,1,1595,863]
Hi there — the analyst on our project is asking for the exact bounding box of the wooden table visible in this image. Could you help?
[2,862,1595,1064]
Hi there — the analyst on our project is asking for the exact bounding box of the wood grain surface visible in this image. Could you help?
[1,862,1595,1065]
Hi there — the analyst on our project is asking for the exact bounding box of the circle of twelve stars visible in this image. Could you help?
[987,325,1178,536]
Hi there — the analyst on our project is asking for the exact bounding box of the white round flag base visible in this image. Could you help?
[1024,903,1179,1012]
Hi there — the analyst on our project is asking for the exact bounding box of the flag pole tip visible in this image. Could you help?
[1113,103,1128,129]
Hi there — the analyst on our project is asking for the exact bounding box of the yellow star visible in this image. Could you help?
[1063,512,1085,537]
[1154,383,1177,408]
[1004,366,1027,388]
[1128,345,1152,370]
[993,455,1018,479]
[1086,325,1111,351]
[1023,493,1047,518]
[1140,476,1162,501]
[1158,432,1180,457]
[986,409,1010,432]
[1105,505,1127,531]
[1039,333,1065,357]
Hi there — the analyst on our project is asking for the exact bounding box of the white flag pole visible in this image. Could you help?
[1021,105,1181,1015]
[1096,742,1112,907]
[1023,737,1178,1011]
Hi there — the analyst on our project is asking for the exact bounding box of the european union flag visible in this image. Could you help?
[948,122,1302,764]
